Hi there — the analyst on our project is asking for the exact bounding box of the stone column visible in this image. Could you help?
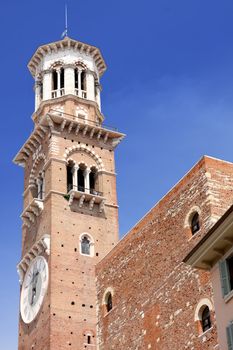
[64,66,75,95]
[72,165,79,191]
[95,82,102,111]
[57,69,61,97]
[43,71,52,100]
[84,168,91,193]
[34,79,42,111]
[86,70,95,101]
[78,69,82,98]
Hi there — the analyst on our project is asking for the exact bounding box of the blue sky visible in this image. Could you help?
[2,0,233,348]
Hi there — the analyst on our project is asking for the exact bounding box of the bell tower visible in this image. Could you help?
[14,37,124,350]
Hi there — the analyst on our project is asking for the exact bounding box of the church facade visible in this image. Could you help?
[14,36,233,349]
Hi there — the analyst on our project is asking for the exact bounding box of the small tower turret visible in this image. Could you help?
[29,37,106,112]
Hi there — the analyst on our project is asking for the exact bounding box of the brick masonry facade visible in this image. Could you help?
[17,97,121,350]
[15,37,233,350]
[96,156,233,350]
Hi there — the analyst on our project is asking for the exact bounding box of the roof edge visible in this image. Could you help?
[97,155,233,269]
[28,37,107,78]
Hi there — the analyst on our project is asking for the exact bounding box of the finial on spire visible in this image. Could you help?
[61,4,68,39]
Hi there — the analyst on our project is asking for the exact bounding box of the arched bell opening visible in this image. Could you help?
[89,166,98,195]
[78,164,86,192]
[74,67,87,99]
[51,66,65,98]
[67,160,75,192]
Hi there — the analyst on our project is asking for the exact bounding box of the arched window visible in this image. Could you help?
[52,69,58,91]
[67,162,74,192]
[191,212,200,235]
[195,299,213,335]
[78,165,86,192]
[81,71,86,91]
[74,68,87,98]
[80,233,94,257]
[75,68,79,89]
[106,293,112,313]
[60,68,64,89]
[201,306,211,332]
[102,288,114,315]
[81,236,91,255]
[89,167,97,195]
[51,67,64,98]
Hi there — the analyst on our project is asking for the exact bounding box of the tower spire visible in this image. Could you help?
[61,4,68,38]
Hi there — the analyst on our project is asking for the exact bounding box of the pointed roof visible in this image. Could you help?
[28,36,107,77]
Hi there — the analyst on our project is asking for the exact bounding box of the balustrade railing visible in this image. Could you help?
[67,183,103,197]
[51,88,65,99]
[50,109,118,131]
[75,89,87,99]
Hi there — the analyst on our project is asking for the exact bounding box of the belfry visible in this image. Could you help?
[14,36,124,349]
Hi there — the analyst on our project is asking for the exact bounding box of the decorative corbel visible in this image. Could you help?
[45,114,54,131]
[42,235,51,255]
[69,191,75,206]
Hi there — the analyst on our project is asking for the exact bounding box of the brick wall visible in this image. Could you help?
[18,98,120,350]
[96,156,233,350]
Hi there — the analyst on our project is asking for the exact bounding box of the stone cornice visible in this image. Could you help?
[32,94,104,123]
[14,108,125,167]
[22,186,31,198]
[42,189,117,210]
[98,170,117,176]
[41,65,96,76]
[13,124,48,167]
[17,234,50,284]
[44,110,125,148]
[68,189,106,212]
[44,190,65,201]
[21,198,44,228]
[28,37,107,78]
[105,203,119,209]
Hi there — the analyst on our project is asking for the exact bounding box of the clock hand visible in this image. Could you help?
[31,283,37,305]
[30,271,39,305]
[31,286,35,305]
[30,280,36,305]
[30,270,35,285]
[25,270,35,289]
[34,271,39,284]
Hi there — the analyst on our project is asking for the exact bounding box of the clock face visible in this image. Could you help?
[20,256,49,324]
